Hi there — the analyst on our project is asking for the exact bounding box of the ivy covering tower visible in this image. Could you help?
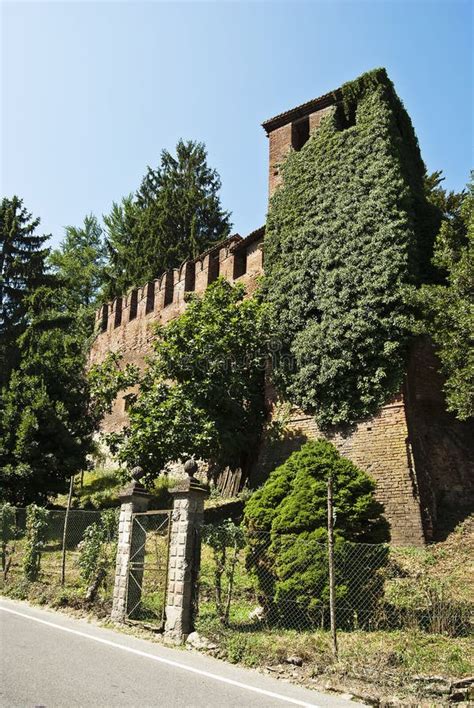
[264,68,439,427]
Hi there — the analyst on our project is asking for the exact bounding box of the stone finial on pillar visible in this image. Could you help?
[164,459,209,642]
[111,467,152,623]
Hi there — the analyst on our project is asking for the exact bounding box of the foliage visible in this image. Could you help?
[0,285,95,504]
[78,508,118,584]
[0,196,51,388]
[244,440,388,626]
[202,520,245,624]
[0,502,18,580]
[103,140,231,299]
[23,504,49,581]
[49,214,107,323]
[264,68,437,427]
[102,195,142,300]
[90,278,267,481]
[415,173,473,420]
[88,351,139,422]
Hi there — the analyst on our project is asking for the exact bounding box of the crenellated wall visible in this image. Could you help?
[89,229,265,433]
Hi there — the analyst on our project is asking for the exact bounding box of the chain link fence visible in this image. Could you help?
[199,527,473,637]
[1,505,118,610]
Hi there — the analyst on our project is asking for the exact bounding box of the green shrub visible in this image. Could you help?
[23,505,49,581]
[0,502,18,581]
[78,508,118,585]
[244,440,388,627]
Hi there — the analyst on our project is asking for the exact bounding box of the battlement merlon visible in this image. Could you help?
[89,227,265,368]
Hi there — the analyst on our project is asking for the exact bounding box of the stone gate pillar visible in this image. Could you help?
[111,470,151,623]
[164,460,209,642]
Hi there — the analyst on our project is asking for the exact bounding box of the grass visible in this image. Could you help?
[195,519,474,700]
[195,616,473,678]
[52,468,181,511]
[54,468,123,509]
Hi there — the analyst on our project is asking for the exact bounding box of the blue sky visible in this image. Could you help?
[1,0,472,248]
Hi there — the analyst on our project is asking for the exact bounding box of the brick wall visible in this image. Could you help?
[89,234,264,433]
[267,105,335,197]
[91,86,473,546]
[405,339,474,541]
[251,388,426,546]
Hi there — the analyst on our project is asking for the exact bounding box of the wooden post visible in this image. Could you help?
[327,473,338,658]
[61,475,74,586]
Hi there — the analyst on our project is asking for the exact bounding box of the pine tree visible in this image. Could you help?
[0,285,94,504]
[103,140,231,299]
[103,196,141,300]
[0,197,50,387]
[49,214,106,311]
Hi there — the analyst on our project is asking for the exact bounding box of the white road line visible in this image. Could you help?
[0,605,321,708]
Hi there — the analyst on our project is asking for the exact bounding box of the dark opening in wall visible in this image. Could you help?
[207,254,220,285]
[129,290,138,320]
[291,117,310,151]
[145,282,155,314]
[101,304,108,332]
[233,250,247,279]
[335,103,357,130]
[164,271,174,306]
[184,262,196,292]
[114,298,122,328]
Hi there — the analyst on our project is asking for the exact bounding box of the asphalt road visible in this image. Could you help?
[0,598,364,708]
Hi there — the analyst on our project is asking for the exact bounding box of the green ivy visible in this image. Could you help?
[0,502,18,581]
[23,505,49,582]
[265,68,438,426]
[78,508,118,584]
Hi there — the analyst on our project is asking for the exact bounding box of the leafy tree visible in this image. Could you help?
[244,440,388,627]
[0,197,50,387]
[49,214,106,314]
[103,140,231,299]
[264,68,437,427]
[416,173,473,420]
[90,278,267,481]
[0,286,95,505]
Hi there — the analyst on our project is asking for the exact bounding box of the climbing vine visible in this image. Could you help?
[23,505,49,581]
[265,68,438,426]
[78,509,118,585]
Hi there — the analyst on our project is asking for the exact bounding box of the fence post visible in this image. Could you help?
[164,459,209,642]
[60,475,74,586]
[327,473,338,658]
[111,469,151,623]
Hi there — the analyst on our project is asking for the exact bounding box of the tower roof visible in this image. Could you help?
[262,88,340,134]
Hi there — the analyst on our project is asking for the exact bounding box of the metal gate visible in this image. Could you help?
[125,510,171,627]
